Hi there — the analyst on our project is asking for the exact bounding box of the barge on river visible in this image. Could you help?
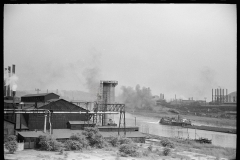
[159,115,192,127]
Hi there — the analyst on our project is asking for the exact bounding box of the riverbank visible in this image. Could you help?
[183,125,236,134]
[144,133,236,160]
[4,135,236,160]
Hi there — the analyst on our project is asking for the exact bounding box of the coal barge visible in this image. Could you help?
[159,115,192,127]
[159,115,236,134]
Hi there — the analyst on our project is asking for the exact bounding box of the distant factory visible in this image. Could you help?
[152,89,237,107]
[210,88,237,105]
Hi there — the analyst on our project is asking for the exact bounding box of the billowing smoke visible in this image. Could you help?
[82,67,100,96]
[118,84,155,110]
[82,47,102,97]
[4,72,19,91]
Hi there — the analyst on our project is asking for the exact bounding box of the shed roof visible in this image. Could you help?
[38,99,88,111]
[47,99,60,103]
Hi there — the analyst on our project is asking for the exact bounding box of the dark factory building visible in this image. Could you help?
[27,99,91,130]
[4,99,19,125]
[21,93,60,103]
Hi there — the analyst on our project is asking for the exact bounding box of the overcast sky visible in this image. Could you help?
[4,4,236,101]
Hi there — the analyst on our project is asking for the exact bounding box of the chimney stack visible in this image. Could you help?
[12,64,15,74]
[212,89,213,103]
[226,89,228,102]
[222,89,225,103]
[220,88,222,103]
[4,68,8,96]
[7,66,11,96]
[12,64,16,97]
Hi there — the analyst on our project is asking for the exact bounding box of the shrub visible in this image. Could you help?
[38,135,64,151]
[64,140,83,151]
[142,150,150,156]
[5,135,17,142]
[108,136,119,147]
[69,133,89,148]
[119,143,139,157]
[118,137,133,145]
[148,144,153,151]
[163,147,171,156]
[82,127,105,148]
[5,140,18,154]
[154,148,162,156]
[160,139,175,148]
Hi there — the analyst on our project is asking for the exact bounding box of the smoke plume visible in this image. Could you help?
[4,73,19,91]
[82,47,102,97]
[82,67,100,96]
[118,84,155,110]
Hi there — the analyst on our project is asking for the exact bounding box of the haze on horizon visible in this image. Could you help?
[4,4,236,102]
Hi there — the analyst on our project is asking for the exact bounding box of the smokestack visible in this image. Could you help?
[220,88,221,103]
[4,68,8,96]
[226,89,228,102]
[12,64,16,98]
[8,66,11,96]
[12,64,15,74]
[212,89,213,103]
[163,94,164,99]
[223,89,224,103]
[214,89,217,103]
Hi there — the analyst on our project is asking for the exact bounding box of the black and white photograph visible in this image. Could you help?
[4,4,236,160]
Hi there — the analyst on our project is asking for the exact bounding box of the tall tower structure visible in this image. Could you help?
[98,80,118,126]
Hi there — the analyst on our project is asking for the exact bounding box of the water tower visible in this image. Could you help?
[98,80,118,125]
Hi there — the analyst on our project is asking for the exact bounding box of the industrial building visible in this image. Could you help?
[211,88,237,105]
[4,78,146,149]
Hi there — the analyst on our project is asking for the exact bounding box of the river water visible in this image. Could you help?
[112,113,236,149]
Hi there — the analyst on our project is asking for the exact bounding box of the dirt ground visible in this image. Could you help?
[4,142,221,160]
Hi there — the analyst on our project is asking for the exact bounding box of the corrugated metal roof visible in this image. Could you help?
[38,99,88,111]
[47,99,60,103]
[21,93,59,97]
[18,131,46,138]
[18,129,145,139]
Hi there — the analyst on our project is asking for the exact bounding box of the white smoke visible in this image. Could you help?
[4,73,19,91]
